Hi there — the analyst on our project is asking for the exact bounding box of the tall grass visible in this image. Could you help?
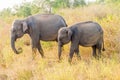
[0,4,120,80]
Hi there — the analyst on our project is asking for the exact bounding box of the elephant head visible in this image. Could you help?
[58,27,72,60]
[58,27,72,45]
[11,19,28,54]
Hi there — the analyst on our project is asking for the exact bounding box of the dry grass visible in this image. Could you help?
[0,4,120,80]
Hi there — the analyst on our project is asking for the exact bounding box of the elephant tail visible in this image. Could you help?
[102,37,105,51]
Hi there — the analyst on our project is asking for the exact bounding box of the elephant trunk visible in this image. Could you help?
[11,35,21,54]
[58,41,63,60]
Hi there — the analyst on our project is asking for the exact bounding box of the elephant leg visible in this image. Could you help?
[68,42,78,63]
[92,45,97,58]
[74,46,81,60]
[96,43,102,58]
[37,41,44,58]
[98,49,101,58]
[68,49,74,63]
[32,47,37,60]
[31,36,39,60]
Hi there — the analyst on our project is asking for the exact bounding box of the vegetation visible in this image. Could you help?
[0,0,120,80]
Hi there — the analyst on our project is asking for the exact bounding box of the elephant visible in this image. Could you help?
[11,14,67,59]
[58,21,105,63]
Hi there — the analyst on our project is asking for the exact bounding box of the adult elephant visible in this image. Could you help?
[58,21,105,63]
[11,14,67,59]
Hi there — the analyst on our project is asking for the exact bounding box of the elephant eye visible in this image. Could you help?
[12,29,16,33]
[59,37,61,41]
[59,37,63,41]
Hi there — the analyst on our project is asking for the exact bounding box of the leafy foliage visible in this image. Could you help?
[0,8,12,18]
[15,2,32,17]
[0,0,87,18]
[97,0,120,4]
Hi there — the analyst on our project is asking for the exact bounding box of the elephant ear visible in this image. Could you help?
[22,22,28,32]
[67,29,72,39]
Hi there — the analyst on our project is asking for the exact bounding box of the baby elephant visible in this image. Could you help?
[58,21,105,63]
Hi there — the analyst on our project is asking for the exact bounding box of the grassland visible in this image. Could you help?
[0,4,120,80]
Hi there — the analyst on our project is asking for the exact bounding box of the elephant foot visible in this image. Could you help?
[32,55,36,60]
[41,55,45,58]
[68,58,72,64]
[58,57,63,63]
[77,55,81,61]
[40,53,45,58]
[38,49,45,58]
[58,60,62,63]
[32,48,37,60]
[93,54,97,59]
[32,53,35,60]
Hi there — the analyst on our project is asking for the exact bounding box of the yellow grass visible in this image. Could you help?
[0,4,120,80]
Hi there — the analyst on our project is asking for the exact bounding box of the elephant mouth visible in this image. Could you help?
[61,40,70,45]
[16,34,24,38]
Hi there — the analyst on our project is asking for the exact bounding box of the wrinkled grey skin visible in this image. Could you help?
[11,14,67,58]
[58,21,105,63]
